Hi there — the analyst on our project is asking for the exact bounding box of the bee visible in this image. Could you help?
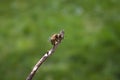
[50,30,64,46]
[50,34,60,46]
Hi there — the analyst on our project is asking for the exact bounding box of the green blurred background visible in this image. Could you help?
[0,0,120,80]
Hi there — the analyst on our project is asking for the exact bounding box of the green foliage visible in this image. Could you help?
[0,0,120,80]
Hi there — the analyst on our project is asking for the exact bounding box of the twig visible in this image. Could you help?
[26,30,64,80]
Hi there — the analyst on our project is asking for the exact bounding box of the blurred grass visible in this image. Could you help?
[0,0,120,80]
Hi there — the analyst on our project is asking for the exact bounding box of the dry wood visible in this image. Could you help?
[26,30,64,80]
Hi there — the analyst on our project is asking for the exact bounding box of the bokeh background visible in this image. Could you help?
[0,0,120,80]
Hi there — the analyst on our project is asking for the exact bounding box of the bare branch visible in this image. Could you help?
[26,30,64,80]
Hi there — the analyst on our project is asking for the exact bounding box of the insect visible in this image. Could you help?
[50,34,60,46]
[50,30,64,46]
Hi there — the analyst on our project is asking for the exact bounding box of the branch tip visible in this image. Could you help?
[26,30,64,80]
